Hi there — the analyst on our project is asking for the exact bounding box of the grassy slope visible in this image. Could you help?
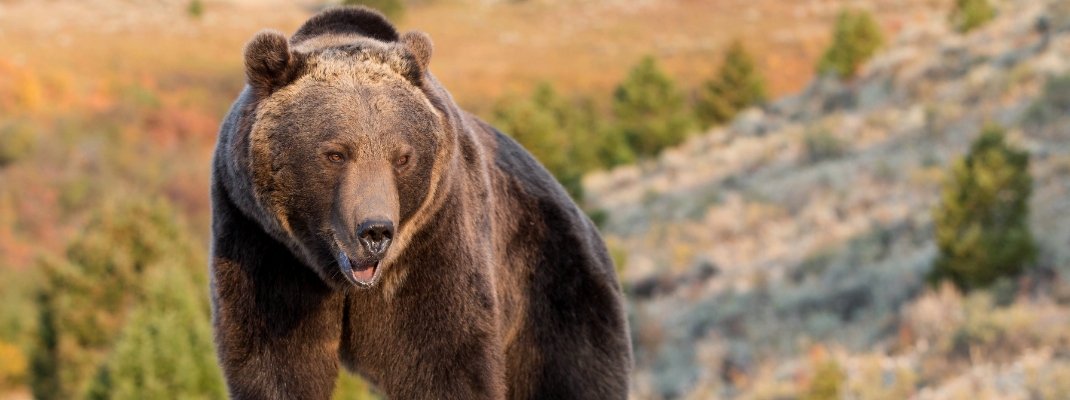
[0,0,954,398]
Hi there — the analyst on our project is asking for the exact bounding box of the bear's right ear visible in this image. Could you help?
[401,30,433,74]
[244,29,297,93]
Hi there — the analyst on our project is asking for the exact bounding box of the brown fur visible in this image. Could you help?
[210,6,631,399]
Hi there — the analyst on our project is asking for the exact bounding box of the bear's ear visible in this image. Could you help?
[401,30,433,73]
[244,29,296,92]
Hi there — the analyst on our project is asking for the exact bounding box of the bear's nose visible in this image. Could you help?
[357,219,394,257]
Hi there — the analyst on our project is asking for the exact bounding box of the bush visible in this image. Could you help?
[187,0,204,18]
[333,373,381,400]
[695,40,768,129]
[613,56,697,158]
[84,269,225,400]
[803,128,847,162]
[30,199,204,399]
[1023,74,1070,132]
[493,83,628,199]
[0,122,36,167]
[930,124,1036,291]
[0,339,27,391]
[951,0,995,33]
[817,9,884,80]
[343,0,405,21]
[802,360,845,400]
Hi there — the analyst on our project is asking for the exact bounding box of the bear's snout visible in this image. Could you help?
[357,219,394,258]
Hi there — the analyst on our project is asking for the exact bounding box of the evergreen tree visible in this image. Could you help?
[493,83,627,200]
[695,40,768,129]
[30,199,204,399]
[951,0,995,33]
[931,124,1036,291]
[817,10,884,80]
[343,0,405,21]
[612,56,696,158]
[85,269,224,400]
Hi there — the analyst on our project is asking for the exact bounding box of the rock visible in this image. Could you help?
[731,108,767,136]
[857,75,893,110]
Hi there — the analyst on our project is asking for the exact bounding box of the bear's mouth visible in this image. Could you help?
[338,250,381,287]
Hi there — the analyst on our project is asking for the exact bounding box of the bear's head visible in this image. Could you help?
[237,7,450,290]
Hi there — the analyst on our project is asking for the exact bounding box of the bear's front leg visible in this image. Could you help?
[210,215,345,400]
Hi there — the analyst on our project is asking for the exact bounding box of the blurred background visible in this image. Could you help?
[0,0,1069,399]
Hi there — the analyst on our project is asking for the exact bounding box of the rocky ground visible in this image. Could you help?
[582,1,1070,398]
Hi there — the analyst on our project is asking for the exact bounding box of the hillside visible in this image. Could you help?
[582,0,1070,398]
[0,0,1067,399]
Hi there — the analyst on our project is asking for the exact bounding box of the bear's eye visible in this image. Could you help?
[396,155,409,166]
[327,153,345,163]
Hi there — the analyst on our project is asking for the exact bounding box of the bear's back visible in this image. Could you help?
[468,115,632,399]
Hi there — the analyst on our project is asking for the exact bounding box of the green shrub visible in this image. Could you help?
[187,0,204,18]
[84,269,224,400]
[803,128,847,162]
[30,199,204,399]
[0,122,36,167]
[343,0,405,21]
[333,373,381,400]
[695,40,768,129]
[817,9,884,80]
[493,83,626,199]
[930,124,1036,291]
[613,56,696,158]
[1023,74,1070,131]
[0,339,27,391]
[951,0,995,33]
[802,360,845,400]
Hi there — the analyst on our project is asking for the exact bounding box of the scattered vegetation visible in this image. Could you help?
[951,0,996,33]
[0,339,27,392]
[491,83,625,199]
[188,0,204,18]
[85,269,224,400]
[1023,74,1070,133]
[494,56,703,200]
[333,374,382,400]
[695,40,768,129]
[817,9,884,80]
[0,121,35,167]
[930,124,1036,291]
[803,128,848,163]
[802,360,845,400]
[29,200,219,399]
[613,56,697,158]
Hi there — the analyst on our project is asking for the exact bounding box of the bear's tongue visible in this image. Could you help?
[351,260,377,282]
[338,250,378,285]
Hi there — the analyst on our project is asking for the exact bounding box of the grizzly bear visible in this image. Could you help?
[209,6,631,399]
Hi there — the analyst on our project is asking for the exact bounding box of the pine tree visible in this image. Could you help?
[817,10,884,80]
[85,269,225,400]
[951,0,995,33]
[931,124,1036,291]
[612,56,696,158]
[695,40,768,129]
[30,199,204,399]
[492,83,626,200]
[343,0,405,21]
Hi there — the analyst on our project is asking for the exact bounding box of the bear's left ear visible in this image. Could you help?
[401,30,433,74]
